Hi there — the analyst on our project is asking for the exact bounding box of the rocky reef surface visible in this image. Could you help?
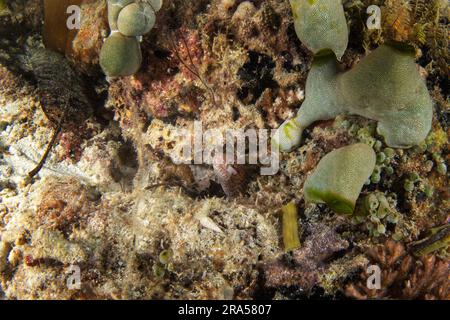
[0,0,448,299]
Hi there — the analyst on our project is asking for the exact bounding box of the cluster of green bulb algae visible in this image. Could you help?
[100,0,162,77]
[277,0,433,215]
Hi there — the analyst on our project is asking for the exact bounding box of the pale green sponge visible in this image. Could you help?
[339,44,433,148]
[290,0,349,60]
[99,33,142,77]
[117,2,156,37]
[273,44,433,151]
[107,0,134,31]
[304,143,376,215]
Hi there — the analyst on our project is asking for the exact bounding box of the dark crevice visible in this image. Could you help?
[237,51,277,104]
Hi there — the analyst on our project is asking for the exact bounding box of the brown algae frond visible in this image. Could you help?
[281,201,301,252]
[304,143,376,215]
[273,44,433,151]
[353,192,403,238]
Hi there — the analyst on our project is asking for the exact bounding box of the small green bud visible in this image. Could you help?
[416,141,428,153]
[392,232,403,241]
[376,152,386,164]
[409,172,420,182]
[349,124,360,136]
[364,193,379,212]
[369,215,380,224]
[424,185,434,198]
[377,206,389,219]
[377,224,386,234]
[373,166,381,175]
[373,140,382,151]
[437,162,447,175]
[371,172,381,184]
[432,153,441,161]
[340,120,350,129]
[425,160,434,171]
[387,213,399,224]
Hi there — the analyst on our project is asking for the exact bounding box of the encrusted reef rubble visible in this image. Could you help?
[0,0,448,299]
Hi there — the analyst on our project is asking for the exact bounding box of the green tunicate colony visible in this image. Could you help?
[272,0,435,216]
[100,0,163,77]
